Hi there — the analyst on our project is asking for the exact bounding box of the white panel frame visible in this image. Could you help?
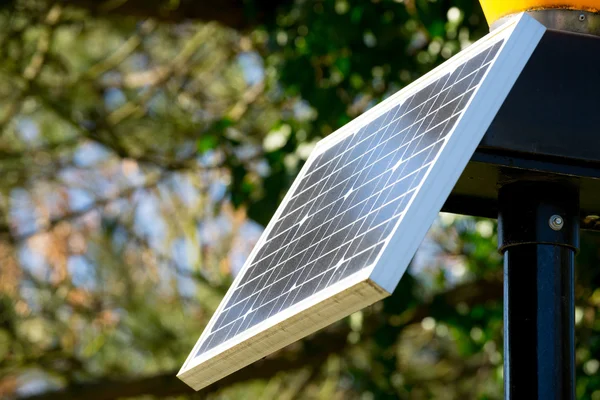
[178,13,545,391]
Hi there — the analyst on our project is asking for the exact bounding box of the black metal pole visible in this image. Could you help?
[498,181,579,400]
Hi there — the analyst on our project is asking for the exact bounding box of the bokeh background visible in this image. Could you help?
[0,0,598,399]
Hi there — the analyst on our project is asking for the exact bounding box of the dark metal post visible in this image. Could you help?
[498,181,579,400]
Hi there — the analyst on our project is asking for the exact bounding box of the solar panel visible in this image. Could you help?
[179,14,546,390]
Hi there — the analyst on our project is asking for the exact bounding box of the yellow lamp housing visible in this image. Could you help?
[480,0,600,31]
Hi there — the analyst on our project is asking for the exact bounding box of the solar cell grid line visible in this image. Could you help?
[263,108,460,252]
[291,101,418,202]
[231,151,434,304]
[203,49,500,348]
[233,161,429,300]
[276,63,490,224]
[208,214,398,345]
[208,100,461,337]
[309,65,462,179]
[235,86,479,292]
[290,105,409,202]
[205,132,437,345]
[201,39,500,350]
[179,14,546,391]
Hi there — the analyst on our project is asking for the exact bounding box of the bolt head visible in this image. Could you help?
[549,215,564,231]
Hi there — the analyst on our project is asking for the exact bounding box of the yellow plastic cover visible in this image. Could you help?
[480,0,600,25]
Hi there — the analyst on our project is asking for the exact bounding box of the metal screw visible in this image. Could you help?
[579,14,586,22]
[549,215,564,231]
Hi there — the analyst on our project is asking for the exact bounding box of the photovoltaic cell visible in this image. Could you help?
[195,39,504,356]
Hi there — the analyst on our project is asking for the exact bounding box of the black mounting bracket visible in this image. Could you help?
[444,30,600,230]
